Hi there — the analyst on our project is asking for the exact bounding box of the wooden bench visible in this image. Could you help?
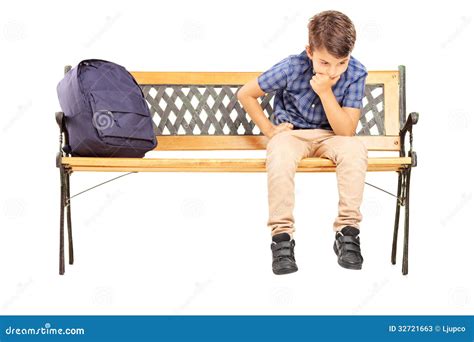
[56,66,419,275]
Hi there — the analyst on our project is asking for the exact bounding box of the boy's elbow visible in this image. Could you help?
[335,129,356,137]
[237,79,265,101]
[237,90,253,103]
[236,89,244,101]
[344,131,357,137]
[236,87,245,101]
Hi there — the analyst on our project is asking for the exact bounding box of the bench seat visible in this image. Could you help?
[62,156,412,172]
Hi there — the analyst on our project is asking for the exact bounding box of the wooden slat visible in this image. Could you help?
[132,70,399,87]
[69,166,407,172]
[131,72,262,85]
[367,70,400,135]
[151,135,400,151]
[62,157,411,171]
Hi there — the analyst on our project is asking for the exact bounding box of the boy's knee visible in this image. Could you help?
[266,132,302,169]
[333,136,368,162]
[266,130,292,149]
[349,137,368,158]
[266,131,296,157]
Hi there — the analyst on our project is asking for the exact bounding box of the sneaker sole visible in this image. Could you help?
[273,266,298,275]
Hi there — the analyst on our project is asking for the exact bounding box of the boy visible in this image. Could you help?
[237,10,368,275]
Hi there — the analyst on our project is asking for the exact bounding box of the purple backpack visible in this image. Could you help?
[57,59,157,157]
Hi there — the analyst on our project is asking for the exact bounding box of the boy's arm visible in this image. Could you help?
[238,79,294,139]
[319,90,360,136]
[237,79,274,137]
[310,73,365,136]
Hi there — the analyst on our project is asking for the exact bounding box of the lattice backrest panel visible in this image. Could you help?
[359,84,385,135]
[141,85,272,136]
[140,83,385,136]
[132,69,400,137]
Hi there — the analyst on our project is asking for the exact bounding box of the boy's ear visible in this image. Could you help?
[306,46,316,75]
[305,45,313,59]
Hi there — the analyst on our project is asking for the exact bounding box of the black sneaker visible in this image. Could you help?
[333,226,363,270]
[271,233,298,275]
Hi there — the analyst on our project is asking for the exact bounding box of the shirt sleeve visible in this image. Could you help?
[257,57,291,93]
[341,72,368,109]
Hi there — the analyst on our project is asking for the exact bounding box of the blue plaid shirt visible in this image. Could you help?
[258,50,368,130]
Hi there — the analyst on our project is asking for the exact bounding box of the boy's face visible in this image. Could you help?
[305,45,350,79]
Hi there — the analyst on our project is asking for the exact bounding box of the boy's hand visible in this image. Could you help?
[310,73,340,96]
[267,122,293,139]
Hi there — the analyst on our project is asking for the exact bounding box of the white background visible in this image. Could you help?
[0,0,473,315]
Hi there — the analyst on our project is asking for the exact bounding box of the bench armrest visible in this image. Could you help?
[400,112,419,136]
[399,112,419,166]
[55,111,71,167]
[55,111,65,129]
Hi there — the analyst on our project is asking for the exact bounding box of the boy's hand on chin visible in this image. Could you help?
[310,73,340,96]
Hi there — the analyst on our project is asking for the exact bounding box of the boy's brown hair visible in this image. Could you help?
[307,10,356,58]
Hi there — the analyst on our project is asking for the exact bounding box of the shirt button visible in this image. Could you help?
[311,104,315,107]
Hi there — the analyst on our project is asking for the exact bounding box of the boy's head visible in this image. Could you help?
[305,10,356,79]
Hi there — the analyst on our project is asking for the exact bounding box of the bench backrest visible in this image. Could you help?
[131,67,405,151]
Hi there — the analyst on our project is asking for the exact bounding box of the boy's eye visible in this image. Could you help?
[319,61,346,66]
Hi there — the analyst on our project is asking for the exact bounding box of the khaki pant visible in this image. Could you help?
[265,128,368,238]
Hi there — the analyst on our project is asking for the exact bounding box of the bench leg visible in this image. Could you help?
[391,171,403,265]
[402,168,411,275]
[59,166,66,275]
[65,171,74,265]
